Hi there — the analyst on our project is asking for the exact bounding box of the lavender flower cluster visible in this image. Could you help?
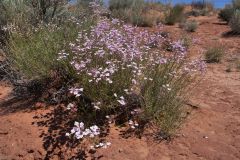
[62,0,206,147]
[66,121,100,139]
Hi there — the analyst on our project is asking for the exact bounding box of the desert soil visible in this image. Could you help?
[0,15,240,160]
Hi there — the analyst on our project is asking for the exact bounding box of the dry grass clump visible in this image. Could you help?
[165,4,185,25]
[184,20,198,32]
[187,0,214,17]
[109,0,164,27]
[205,46,225,63]
[219,0,240,23]
[229,10,240,33]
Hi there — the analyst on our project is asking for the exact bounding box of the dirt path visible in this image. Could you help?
[0,15,240,160]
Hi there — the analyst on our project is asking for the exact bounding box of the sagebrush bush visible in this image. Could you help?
[188,8,210,17]
[109,0,138,10]
[205,47,225,63]
[7,16,97,79]
[165,4,185,25]
[109,0,145,24]
[2,0,97,80]
[180,36,192,49]
[191,0,214,10]
[0,0,72,49]
[184,20,198,32]
[140,58,203,134]
[218,6,235,22]
[8,23,77,79]
[109,0,163,27]
[218,0,240,22]
[1,0,70,25]
[229,10,240,33]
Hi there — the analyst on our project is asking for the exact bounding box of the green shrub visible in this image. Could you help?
[184,20,198,32]
[109,0,162,27]
[140,59,196,134]
[218,0,240,22]
[191,0,214,10]
[0,0,72,48]
[1,0,70,27]
[188,8,210,17]
[190,0,213,17]
[205,47,225,63]
[7,21,82,79]
[165,4,185,25]
[229,10,240,33]
[59,17,206,135]
[109,0,138,10]
[218,6,235,22]
[109,0,145,25]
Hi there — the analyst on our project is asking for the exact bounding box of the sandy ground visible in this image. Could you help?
[0,15,240,160]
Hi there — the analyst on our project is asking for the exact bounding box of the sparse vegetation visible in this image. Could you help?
[184,20,198,32]
[8,22,79,79]
[219,0,240,23]
[109,0,164,27]
[205,46,225,63]
[191,0,213,10]
[188,8,210,17]
[165,4,185,25]
[188,0,213,17]
[218,6,235,22]
[180,35,193,49]
[229,10,240,33]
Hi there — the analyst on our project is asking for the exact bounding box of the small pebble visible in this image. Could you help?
[119,148,123,153]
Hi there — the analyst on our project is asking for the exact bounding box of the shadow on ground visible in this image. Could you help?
[0,96,38,116]
[33,105,89,160]
[222,31,240,37]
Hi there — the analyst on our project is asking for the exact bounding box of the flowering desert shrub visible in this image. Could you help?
[5,0,206,150]
[58,6,206,137]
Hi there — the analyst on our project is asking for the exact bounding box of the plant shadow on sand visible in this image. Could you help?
[33,105,88,160]
[0,80,169,159]
[33,102,116,160]
[32,101,150,159]
[222,30,240,37]
[0,96,37,116]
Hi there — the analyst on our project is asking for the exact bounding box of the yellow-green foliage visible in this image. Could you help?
[205,46,225,63]
[8,22,79,79]
[184,20,198,32]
